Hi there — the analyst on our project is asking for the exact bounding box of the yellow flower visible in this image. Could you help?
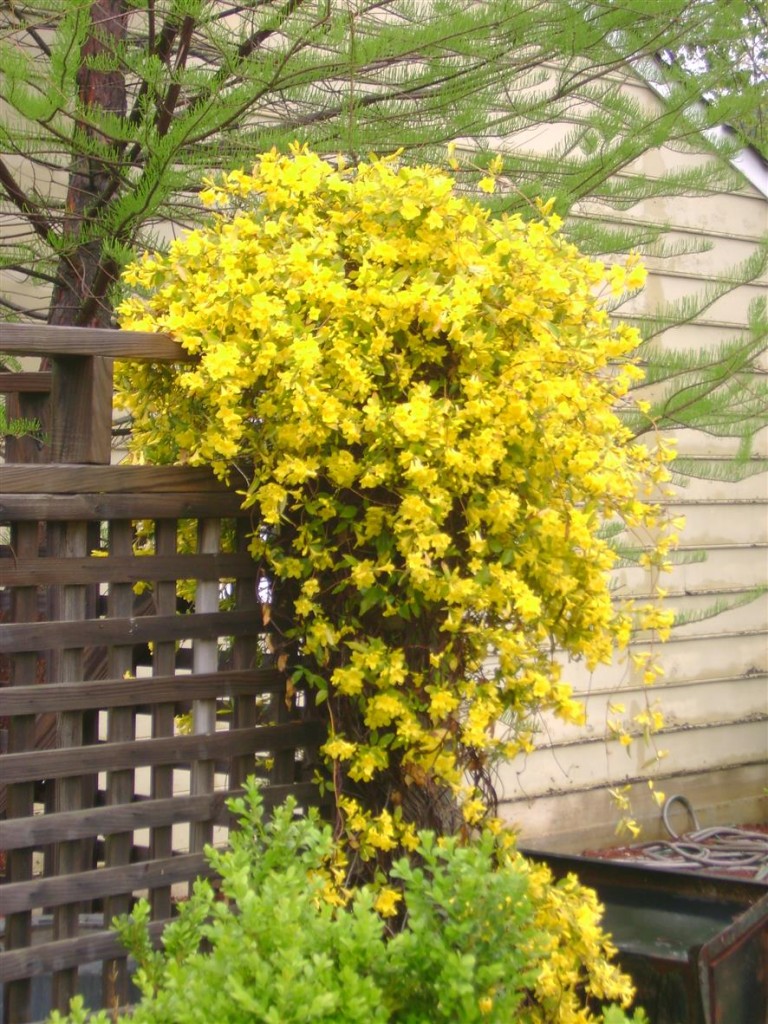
[374,888,402,918]
[400,198,421,221]
[462,798,487,825]
[117,146,672,855]
[427,687,460,722]
[349,559,377,591]
[322,736,357,761]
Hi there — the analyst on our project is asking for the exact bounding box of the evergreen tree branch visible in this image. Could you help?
[0,156,56,243]
[0,294,47,319]
[0,261,62,286]
[237,0,311,60]
[155,14,196,137]
[2,2,52,57]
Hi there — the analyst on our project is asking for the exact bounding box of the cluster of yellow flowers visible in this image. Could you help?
[523,860,635,1022]
[117,144,674,844]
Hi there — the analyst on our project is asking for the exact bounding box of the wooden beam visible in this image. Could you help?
[0,552,259,586]
[0,783,322,851]
[1,852,209,916]
[0,721,325,784]
[0,464,234,494]
[0,920,169,984]
[0,492,248,520]
[0,792,235,851]
[0,669,284,715]
[0,608,265,653]
[0,372,52,393]
[0,324,192,362]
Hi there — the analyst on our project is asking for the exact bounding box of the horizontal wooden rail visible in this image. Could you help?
[0,552,258,587]
[0,324,192,362]
[0,608,263,653]
[1,853,209,916]
[0,492,249,520]
[0,783,321,851]
[0,792,233,851]
[0,920,169,984]
[0,464,234,494]
[0,669,283,715]
[1,721,324,784]
[0,372,52,393]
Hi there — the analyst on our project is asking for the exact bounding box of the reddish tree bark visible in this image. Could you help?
[49,1,128,327]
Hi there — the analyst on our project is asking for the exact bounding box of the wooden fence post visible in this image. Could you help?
[50,356,113,464]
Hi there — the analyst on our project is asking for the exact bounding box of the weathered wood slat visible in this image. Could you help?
[1,552,259,586]
[0,464,234,494]
[231,519,263,793]
[190,519,221,854]
[150,516,181,921]
[0,783,321,852]
[103,520,138,1006]
[1,853,209,916]
[0,921,169,984]
[0,372,52,393]
[0,608,263,653]
[0,324,191,362]
[0,792,235,851]
[0,669,283,715]
[0,492,249,520]
[48,520,90,1011]
[1,721,324,784]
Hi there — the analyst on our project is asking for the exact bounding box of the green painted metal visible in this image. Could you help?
[523,850,768,1024]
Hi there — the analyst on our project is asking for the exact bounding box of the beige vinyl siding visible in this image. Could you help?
[508,765,768,854]
[498,88,768,850]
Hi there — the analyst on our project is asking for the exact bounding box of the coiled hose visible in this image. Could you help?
[628,795,768,880]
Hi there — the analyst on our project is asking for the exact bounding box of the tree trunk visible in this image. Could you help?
[49,0,128,328]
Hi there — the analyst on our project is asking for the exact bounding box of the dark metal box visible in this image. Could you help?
[523,851,768,1024]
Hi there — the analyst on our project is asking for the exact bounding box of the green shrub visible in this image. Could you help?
[49,781,647,1024]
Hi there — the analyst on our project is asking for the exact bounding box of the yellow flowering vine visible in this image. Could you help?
[117,144,674,854]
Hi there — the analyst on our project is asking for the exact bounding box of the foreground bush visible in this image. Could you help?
[50,783,646,1024]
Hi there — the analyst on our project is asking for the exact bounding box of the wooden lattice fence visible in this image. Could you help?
[0,327,326,1024]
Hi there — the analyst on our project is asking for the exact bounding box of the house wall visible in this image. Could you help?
[497,94,768,851]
